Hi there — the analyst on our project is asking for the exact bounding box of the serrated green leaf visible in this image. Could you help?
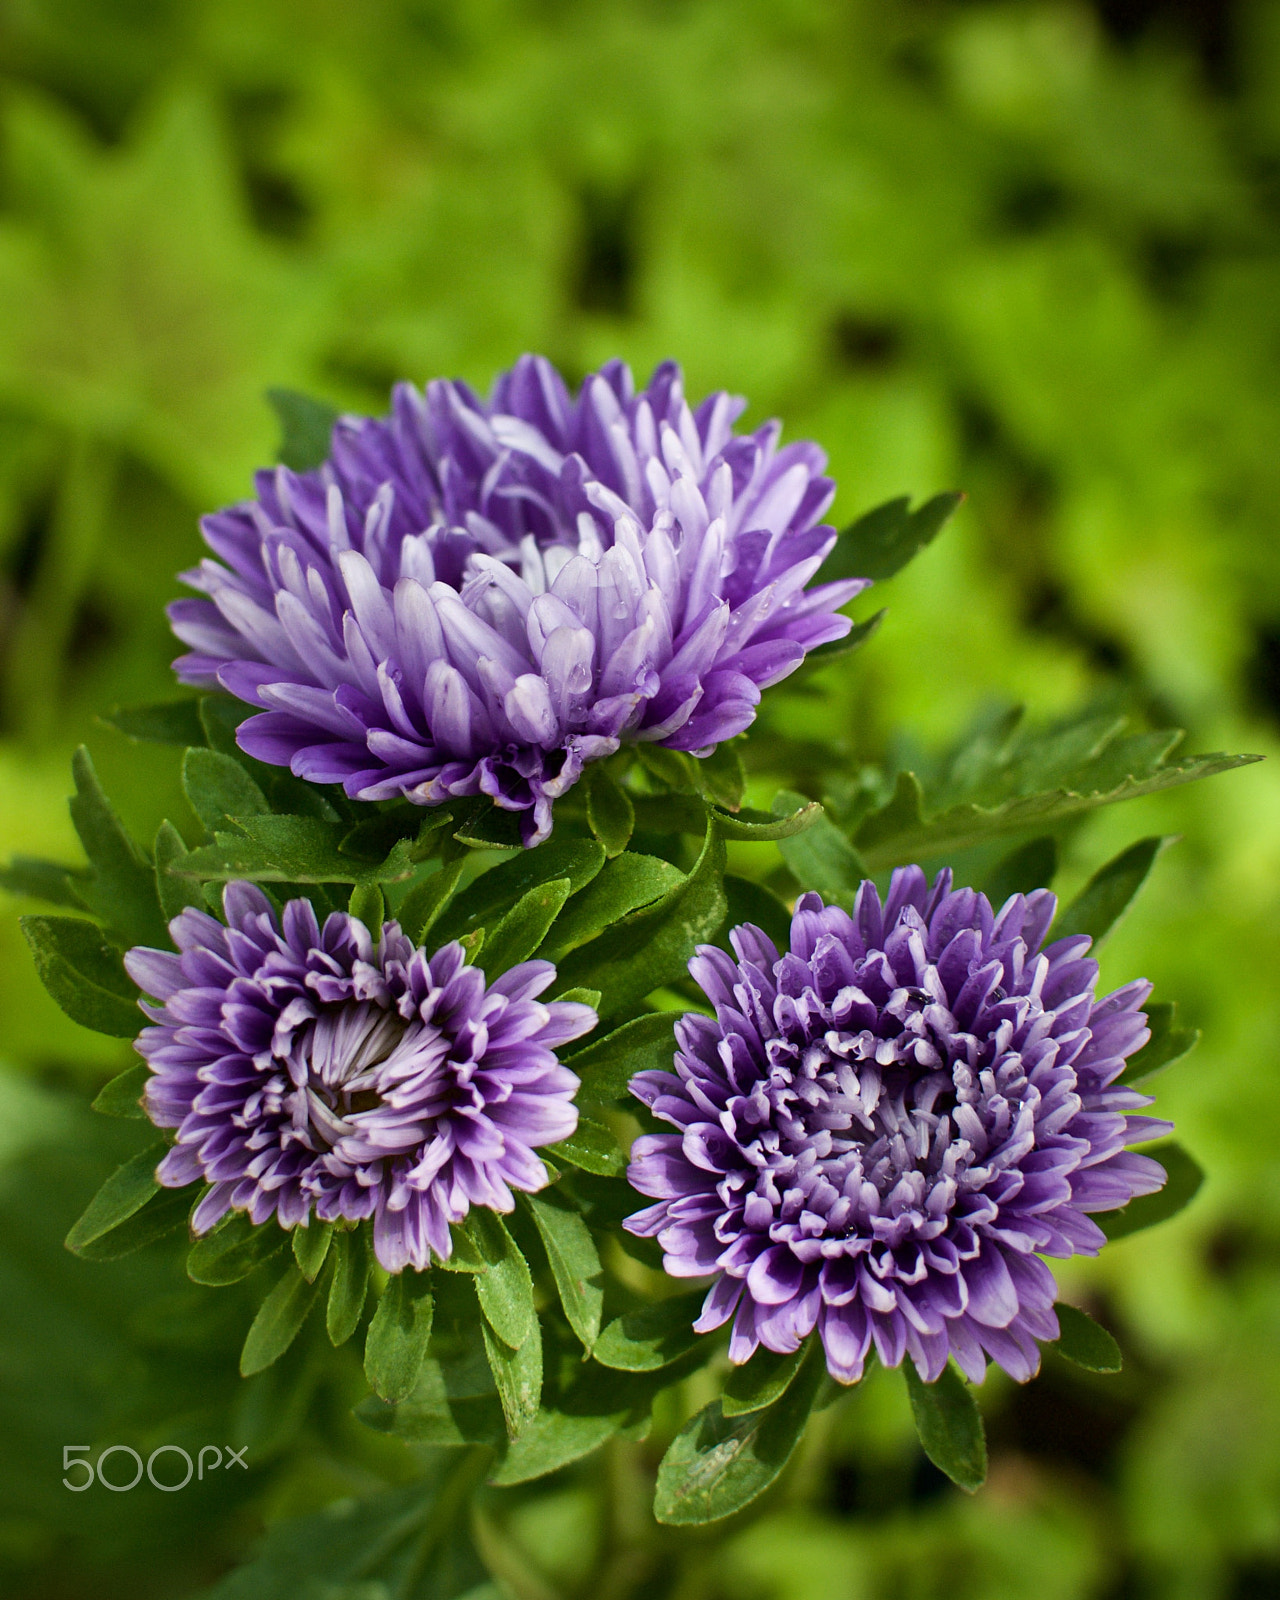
[722,874,794,953]
[482,1319,543,1436]
[177,814,421,885]
[481,877,574,976]
[22,914,141,1036]
[538,854,684,962]
[464,1211,535,1349]
[73,1183,192,1259]
[983,836,1058,905]
[188,1211,287,1286]
[434,838,605,945]
[594,1290,707,1372]
[774,790,866,904]
[1053,1303,1123,1373]
[241,1264,321,1376]
[1116,1001,1200,1087]
[722,1344,808,1417]
[347,881,385,931]
[68,747,168,947]
[64,1141,164,1253]
[903,1360,987,1492]
[554,819,727,1018]
[520,1190,604,1351]
[396,857,466,943]
[267,386,339,472]
[1054,836,1173,948]
[819,492,963,584]
[91,1062,149,1119]
[327,1228,371,1345]
[292,1220,333,1282]
[153,819,205,920]
[1097,1142,1204,1240]
[654,1340,825,1525]
[546,1115,627,1176]
[182,746,270,835]
[102,699,206,747]
[586,764,635,856]
[854,740,1260,869]
[566,1011,682,1102]
[0,853,90,908]
[365,1271,434,1403]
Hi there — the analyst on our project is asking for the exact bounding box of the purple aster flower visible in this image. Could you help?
[625,869,1170,1386]
[169,357,865,843]
[124,882,595,1272]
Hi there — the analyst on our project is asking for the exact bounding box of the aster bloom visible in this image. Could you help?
[169,357,866,843]
[124,883,595,1272]
[625,870,1170,1387]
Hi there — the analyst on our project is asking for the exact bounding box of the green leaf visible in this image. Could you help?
[464,1211,536,1349]
[347,880,385,931]
[521,1190,604,1351]
[267,386,339,472]
[538,854,685,962]
[327,1228,371,1345]
[983,836,1058,905]
[22,914,141,1036]
[488,1405,627,1486]
[594,1290,707,1371]
[1053,1303,1123,1373]
[188,1211,286,1286]
[90,1063,149,1119]
[1053,836,1173,948]
[554,985,601,1008]
[634,744,699,792]
[722,874,794,953]
[396,857,466,943]
[291,1220,333,1283]
[101,699,206,747]
[240,1264,321,1376]
[554,818,727,1018]
[482,1319,543,1437]
[903,1360,987,1493]
[713,801,823,841]
[774,790,866,904]
[365,1272,435,1403]
[356,1355,505,1449]
[722,1344,808,1417]
[452,802,527,851]
[182,746,270,835]
[1097,1142,1205,1240]
[68,747,168,946]
[695,740,747,810]
[64,1141,164,1253]
[153,819,205,920]
[178,814,421,884]
[653,1340,826,1525]
[434,837,605,944]
[546,1115,627,1176]
[481,877,574,976]
[73,1183,192,1259]
[853,729,1260,869]
[819,492,964,584]
[195,1469,490,1600]
[586,764,635,857]
[566,1011,682,1102]
[0,853,90,908]
[1116,1001,1200,1087]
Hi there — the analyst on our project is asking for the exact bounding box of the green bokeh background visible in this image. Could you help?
[1,2,1279,1596]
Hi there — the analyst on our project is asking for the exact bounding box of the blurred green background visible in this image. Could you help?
[1,1,1279,1596]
